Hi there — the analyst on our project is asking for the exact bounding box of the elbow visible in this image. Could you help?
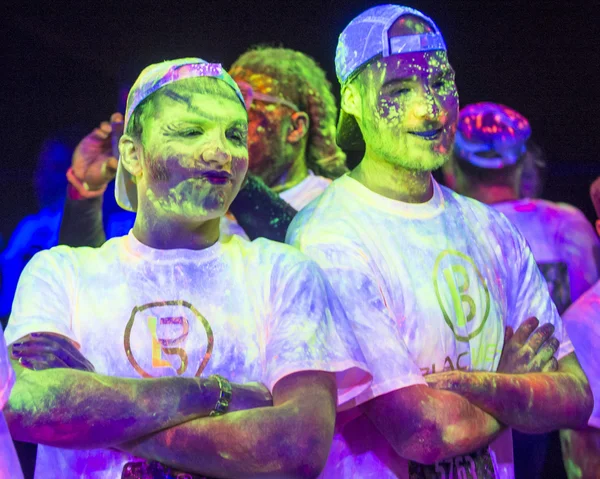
[276,418,333,478]
[394,421,454,466]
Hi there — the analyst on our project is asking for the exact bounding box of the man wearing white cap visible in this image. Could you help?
[287,5,593,478]
[3,58,370,479]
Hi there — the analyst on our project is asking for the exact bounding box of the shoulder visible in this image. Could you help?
[440,185,516,231]
[287,177,353,246]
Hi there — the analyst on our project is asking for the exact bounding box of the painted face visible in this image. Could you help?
[358,50,459,171]
[137,84,248,222]
[230,68,295,186]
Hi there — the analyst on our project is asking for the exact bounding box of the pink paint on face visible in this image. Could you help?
[359,50,459,171]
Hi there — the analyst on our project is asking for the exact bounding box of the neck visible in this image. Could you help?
[132,211,221,250]
[270,151,309,193]
[463,184,519,205]
[351,151,433,203]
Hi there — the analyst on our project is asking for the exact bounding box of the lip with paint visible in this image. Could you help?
[200,170,233,185]
[408,128,444,141]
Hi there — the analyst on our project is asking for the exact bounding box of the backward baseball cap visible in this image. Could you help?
[335,5,446,151]
[116,58,246,212]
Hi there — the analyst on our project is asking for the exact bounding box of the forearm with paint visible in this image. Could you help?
[430,354,593,434]
[58,195,107,247]
[362,384,503,465]
[120,372,336,479]
[5,363,217,449]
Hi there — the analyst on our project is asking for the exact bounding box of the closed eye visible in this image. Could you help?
[226,128,247,145]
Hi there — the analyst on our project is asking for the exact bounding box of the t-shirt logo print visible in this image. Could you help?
[433,250,491,342]
[124,300,214,378]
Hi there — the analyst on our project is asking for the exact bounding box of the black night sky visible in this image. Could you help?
[2,0,598,240]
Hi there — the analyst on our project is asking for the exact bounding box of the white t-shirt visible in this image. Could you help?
[5,231,370,479]
[493,199,600,312]
[0,331,24,479]
[562,280,600,428]
[220,171,332,239]
[287,174,571,479]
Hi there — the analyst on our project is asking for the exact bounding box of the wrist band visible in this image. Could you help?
[66,167,107,199]
[209,374,232,417]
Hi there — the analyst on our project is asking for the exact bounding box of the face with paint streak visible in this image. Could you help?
[129,79,248,222]
[229,68,299,187]
[350,49,458,172]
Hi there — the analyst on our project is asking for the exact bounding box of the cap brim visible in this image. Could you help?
[115,160,138,212]
[336,109,365,151]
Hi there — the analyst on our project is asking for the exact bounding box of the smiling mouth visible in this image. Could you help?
[408,128,443,140]
[201,171,232,185]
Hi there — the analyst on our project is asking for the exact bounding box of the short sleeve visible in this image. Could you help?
[0,332,15,409]
[263,258,372,409]
[506,220,573,359]
[557,208,600,302]
[562,286,600,429]
[4,248,78,347]
[289,235,426,408]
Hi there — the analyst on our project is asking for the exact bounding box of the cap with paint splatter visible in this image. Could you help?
[335,5,446,150]
[454,102,531,169]
[117,58,246,212]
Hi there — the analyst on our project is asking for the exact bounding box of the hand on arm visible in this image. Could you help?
[7,333,272,450]
[119,371,337,479]
[361,384,503,465]
[427,318,593,433]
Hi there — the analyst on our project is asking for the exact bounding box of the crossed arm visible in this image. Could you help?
[426,353,592,434]
[8,333,337,478]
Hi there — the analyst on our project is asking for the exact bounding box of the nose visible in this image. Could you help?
[201,146,231,168]
[413,87,440,120]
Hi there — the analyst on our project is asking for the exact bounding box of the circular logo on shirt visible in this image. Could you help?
[433,250,491,342]
[124,300,214,378]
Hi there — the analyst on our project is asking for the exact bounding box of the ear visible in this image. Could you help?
[119,135,143,181]
[595,219,600,237]
[287,112,309,144]
[341,83,362,120]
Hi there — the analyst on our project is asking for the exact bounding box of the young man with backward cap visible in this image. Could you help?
[286,5,593,478]
[4,58,371,479]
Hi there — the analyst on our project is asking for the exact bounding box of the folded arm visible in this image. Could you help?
[6,333,271,450]
[361,384,503,465]
[120,371,337,479]
[426,353,592,434]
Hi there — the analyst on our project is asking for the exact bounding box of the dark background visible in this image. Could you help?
[3,0,599,242]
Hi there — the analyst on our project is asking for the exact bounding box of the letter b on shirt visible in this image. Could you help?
[433,250,491,342]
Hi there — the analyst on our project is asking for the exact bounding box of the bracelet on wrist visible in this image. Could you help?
[66,167,107,199]
[209,374,232,417]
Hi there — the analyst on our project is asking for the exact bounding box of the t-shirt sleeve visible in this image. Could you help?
[557,207,600,302]
[290,236,426,408]
[505,218,573,359]
[263,257,372,409]
[562,286,600,428]
[0,332,15,409]
[4,248,78,347]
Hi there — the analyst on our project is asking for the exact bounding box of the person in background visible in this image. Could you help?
[59,47,345,247]
[4,58,369,479]
[559,176,600,479]
[0,128,85,322]
[287,5,592,478]
[443,102,600,315]
[519,139,547,199]
[442,102,600,478]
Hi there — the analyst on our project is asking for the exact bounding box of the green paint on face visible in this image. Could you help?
[135,79,249,224]
[356,50,459,173]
